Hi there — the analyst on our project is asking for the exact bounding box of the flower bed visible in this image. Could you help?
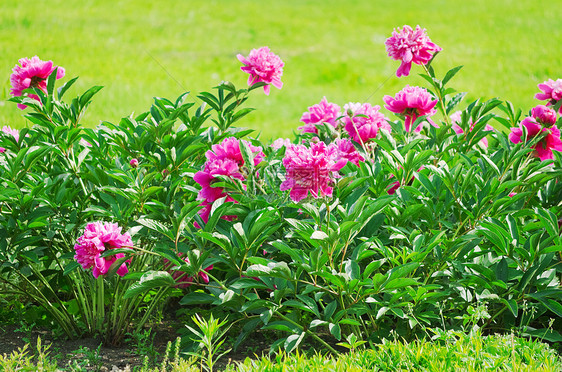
[1,24,562,364]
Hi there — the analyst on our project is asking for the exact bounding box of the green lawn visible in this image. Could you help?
[1,0,560,139]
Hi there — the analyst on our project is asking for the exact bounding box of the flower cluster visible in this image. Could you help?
[194,137,265,223]
[237,47,284,95]
[384,85,439,132]
[509,105,562,161]
[342,102,391,144]
[535,79,562,113]
[10,56,65,110]
[450,111,494,147]
[298,97,341,134]
[280,142,347,202]
[385,25,442,77]
[74,222,132,278]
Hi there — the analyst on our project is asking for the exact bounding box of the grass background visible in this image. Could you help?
[0,0,560,140]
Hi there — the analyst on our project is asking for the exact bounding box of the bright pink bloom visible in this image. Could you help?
[385,25,442,77]
[530,105,557,126]
[10,56,65,110]
[194,138,264,224]
[450,111,494,147]
[280,142,347,202]
[384,85,439,132]
[0,148,5,154]
[298,97,341,134]
[342,102,391,143]
[74,222,132,278]
[335,138,364,166]
[535,79,562,113]
[509,192,516,197]
[130,158,139,168]
[271,138,291,150]
[509,117,562,161]
[237,47,284,95]
[167,254,213,288]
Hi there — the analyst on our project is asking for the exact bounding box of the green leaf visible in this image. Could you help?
[57,76,79,99]
[63,261,81,276]
[501,298,518,317]
[123,271,175,299]
[284,332,305,353]
[384,278,420,290]
[329,323,341,340]
[442,65,463,86]
[180,292,217,305]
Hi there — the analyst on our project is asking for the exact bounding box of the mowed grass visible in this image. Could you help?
[0,0,560,139]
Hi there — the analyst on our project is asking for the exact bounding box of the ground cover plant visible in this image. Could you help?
[1,19,562,372]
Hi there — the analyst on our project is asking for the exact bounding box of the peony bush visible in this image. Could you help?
[1,26,562,354]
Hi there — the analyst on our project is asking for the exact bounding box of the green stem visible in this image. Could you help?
[422,64,450,126]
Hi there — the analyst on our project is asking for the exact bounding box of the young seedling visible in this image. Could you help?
[184,313,232,372]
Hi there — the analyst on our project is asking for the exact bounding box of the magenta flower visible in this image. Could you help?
[167,254,213,289]
[335,138,364,166]
[509,114,562,161]
[0,148,5,154]
[237,47,284,95]
[130,158,139,168]
[384,85,439,132]
[280,142,347,202]
[298,97,341,134]
[10,56,65,110]
[342,102,391,143]
[385,25,442,78]
[74,222,132,278]
[450,111,494,147]
[535,79,562,113]
[194,137,264,224]
[530,105,557,126]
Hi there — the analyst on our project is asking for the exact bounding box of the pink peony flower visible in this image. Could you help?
[280,142,347,202]
[2,125,20,142]
[298,97,341,134]
[335,138,364,166]
[509,116,562,161]
[342,102,391,143]
[450,111,494,147]
[166,254,213,289]
[530,105,557,126]
[385,25,442,78]
[130,158,139,168]
[271,138,292,150]
[10,56,65,110]
[194,137,265,224]
[535,79,562,113]
[0,147,5,154]
[74,222,132,278]
[384,85,439,132]
[237,47,284,95]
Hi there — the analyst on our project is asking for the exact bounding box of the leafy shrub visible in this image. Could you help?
[1,27,562,355]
